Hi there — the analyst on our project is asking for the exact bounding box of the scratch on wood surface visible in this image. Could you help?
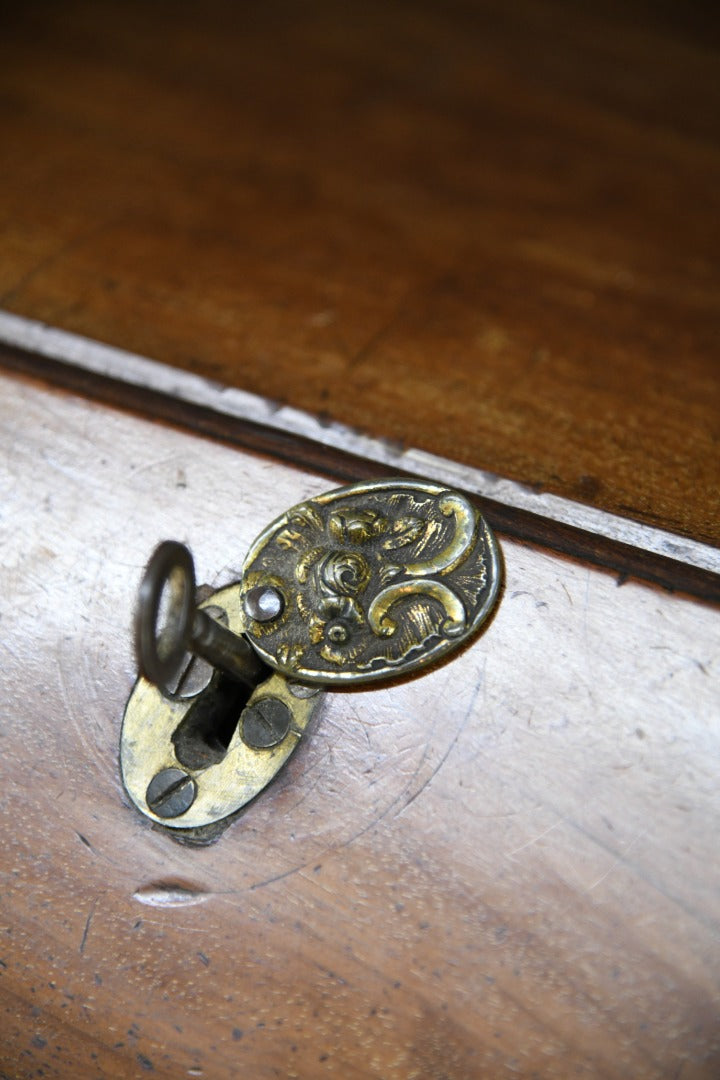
[76,832,96,855]
[138,922,210,934]
[0,218,118,306]
[281,754,333,814]
[250,702,467,890]
[585,831,647,894]
[346,295,413,370]
[582,567,592,650]
[395,675,483,819]
[79,901,97,955]
[249,866,304,892]
[297,867,339,901]
[506,820,562,859]
[0,639,21,661]
[128,451,183,479]
[57,648,107,776]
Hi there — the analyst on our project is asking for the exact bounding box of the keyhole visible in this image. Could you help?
[172,665,257,770]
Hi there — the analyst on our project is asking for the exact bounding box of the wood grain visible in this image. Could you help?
[1,373,718,1078]
[0,0,719,543]
[3,337,720,606]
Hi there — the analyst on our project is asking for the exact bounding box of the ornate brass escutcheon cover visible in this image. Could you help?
[240,479,501,684]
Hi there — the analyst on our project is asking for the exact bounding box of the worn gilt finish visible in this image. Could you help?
[121,586,322,833]
[122,480,499,830]
[241,480,501,684]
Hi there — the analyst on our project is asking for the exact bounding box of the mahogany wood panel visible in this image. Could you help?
[1,0,719,544]
[2,336,719,607]
[1,372,719,1078]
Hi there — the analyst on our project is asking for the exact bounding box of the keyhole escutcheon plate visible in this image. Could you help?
[121,585,322,831]
[120,478,501,835]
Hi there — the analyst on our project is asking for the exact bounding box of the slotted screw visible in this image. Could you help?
[241,698,292,749]
[146,767,197,818]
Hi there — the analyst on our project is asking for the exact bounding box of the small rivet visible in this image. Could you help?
[242,698,292,749]
[146,767,196,818]
[244,584,285,623]
[287,681,321,699]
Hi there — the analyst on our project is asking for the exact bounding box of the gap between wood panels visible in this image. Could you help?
[0,310,718,605]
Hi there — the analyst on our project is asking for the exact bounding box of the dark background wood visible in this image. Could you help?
[1,0,719,543]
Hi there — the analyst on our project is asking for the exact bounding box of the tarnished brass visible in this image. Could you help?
[121,585,321,832]
[241,480,501,684]
[121,479,501,835]
[134,540,266,695]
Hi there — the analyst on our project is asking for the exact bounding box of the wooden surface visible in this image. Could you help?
[1,371,719,1078]
[1,0,719,544]
[2,313,720,609]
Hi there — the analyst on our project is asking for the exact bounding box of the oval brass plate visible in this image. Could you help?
[121,585,322,831]
[241,479,501,685]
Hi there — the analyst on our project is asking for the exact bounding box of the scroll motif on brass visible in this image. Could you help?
[240,479,501,684]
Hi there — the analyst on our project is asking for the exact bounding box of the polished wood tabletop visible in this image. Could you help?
[1,4,719,1078]
[1,0,718,543]
[1,373,718,1079]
